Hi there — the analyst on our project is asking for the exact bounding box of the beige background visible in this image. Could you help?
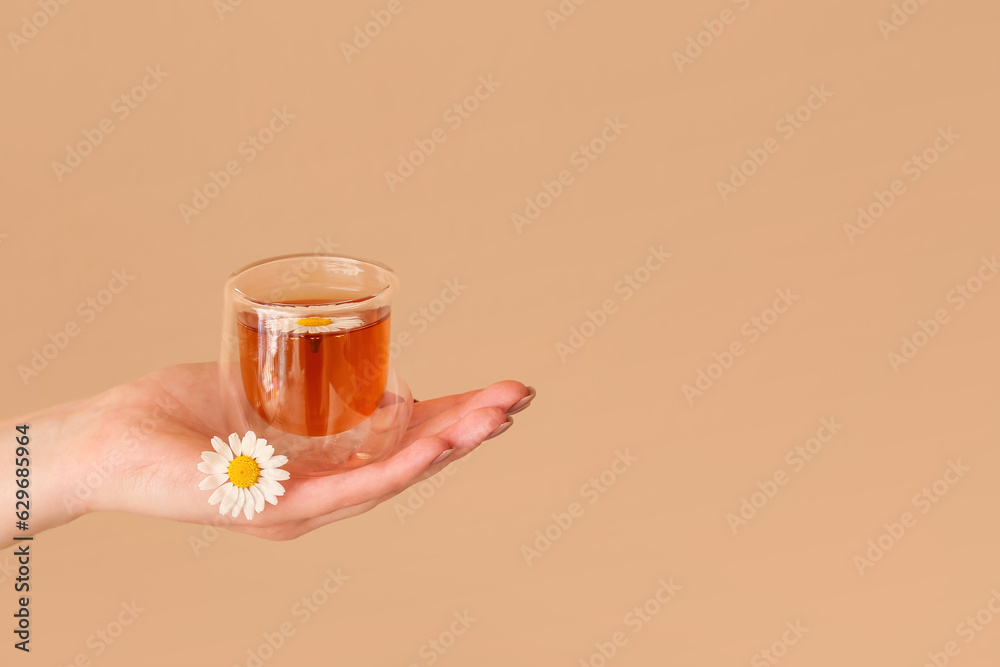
[2,0,1000,664]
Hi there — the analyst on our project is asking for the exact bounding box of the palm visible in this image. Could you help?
[89,363,527,540]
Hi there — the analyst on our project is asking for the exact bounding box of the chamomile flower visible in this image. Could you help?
[267,315,364,335]
[198,431,290,520]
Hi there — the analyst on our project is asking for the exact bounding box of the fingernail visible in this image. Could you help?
[431,448,454,465]
[485,416,515,441]
[505,386,536,416]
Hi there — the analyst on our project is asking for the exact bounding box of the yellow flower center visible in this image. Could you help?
[227,455,261,488]
[297,317,332,327]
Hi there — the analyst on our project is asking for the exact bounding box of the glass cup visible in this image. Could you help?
[219,254,412,475]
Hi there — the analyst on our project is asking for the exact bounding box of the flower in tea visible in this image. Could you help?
[267,315,365,334]
[198,431,289,520]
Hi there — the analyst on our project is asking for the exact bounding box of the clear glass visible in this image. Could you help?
[219,254,412,475]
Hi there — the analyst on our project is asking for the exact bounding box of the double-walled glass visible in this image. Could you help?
[219,254,411,475]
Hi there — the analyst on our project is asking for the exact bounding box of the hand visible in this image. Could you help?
[0,363,534,547]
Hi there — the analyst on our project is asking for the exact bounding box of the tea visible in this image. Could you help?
[237,302,391,437]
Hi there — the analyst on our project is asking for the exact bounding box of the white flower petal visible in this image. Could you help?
[249,485,265,513]
[260,455,287,469]
[258,477,285,501]
[261,467,290,481]
[241,431,257,457]
[331,316,363,330]
[197,461,228,475]
[256,480,278,505]
[256,444,274,463]
[199,474,229,490]
[259,487,278,505]
[243,491,255,520]
[211,436,234,461]
[228,433,242,457]
[201,451,229,467]
[208,482,232,506]
[219,484,240,515]
[231,487,246,518]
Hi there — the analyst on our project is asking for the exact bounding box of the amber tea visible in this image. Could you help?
[237,299,391,437]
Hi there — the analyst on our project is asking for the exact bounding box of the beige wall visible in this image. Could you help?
[1,0,999,664]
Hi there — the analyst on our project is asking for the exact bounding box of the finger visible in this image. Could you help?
[408,380,528,427]
[407,381,529,438]
[179,409,496,534]
[407,390,481,427]
[196,388,528,536]
[228,494,382,540]
[287,435,452,515]
[385,407,510,496]
[423,405,509,463]
[285,407,509,535]
[275,498,383,538]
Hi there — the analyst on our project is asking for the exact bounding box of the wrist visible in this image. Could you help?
[1,393,105,545]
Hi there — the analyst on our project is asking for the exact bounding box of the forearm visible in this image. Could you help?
[0,397,97,550]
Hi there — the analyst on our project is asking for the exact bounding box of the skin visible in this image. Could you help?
[0,363,531,549]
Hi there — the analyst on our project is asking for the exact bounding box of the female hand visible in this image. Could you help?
[1,363,534,548]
